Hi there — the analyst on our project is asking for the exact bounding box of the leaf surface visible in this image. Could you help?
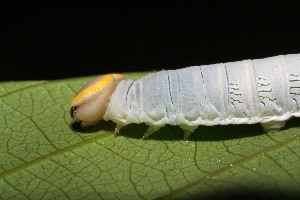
[0,72,299,200]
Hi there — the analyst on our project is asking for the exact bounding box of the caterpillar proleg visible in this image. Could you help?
[70,54,300,139]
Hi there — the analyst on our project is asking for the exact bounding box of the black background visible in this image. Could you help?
[1,1,300,81]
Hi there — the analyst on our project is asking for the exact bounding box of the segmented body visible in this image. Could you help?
[103,54,300,136]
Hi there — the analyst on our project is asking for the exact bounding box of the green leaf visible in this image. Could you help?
[0,72,299,200]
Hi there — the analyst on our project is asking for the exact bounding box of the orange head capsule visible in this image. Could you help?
[70,74,125,128]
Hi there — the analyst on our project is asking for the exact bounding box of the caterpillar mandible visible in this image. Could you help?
[70,54,300,139]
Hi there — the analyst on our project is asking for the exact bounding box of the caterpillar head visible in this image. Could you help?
[70,74,125,128]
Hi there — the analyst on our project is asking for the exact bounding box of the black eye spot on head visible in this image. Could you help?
[70,106,78,118]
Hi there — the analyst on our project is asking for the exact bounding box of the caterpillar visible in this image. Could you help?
[70,54,300,139]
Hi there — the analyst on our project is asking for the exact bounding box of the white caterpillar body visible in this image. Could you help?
[71,54,300,138]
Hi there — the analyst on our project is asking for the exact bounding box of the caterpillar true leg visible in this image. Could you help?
[142,125,164,139]
[114,124,124,136]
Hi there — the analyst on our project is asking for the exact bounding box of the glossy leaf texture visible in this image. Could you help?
[0,72,299,200]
